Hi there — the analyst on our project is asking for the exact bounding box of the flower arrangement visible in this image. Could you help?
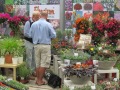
[18,16,29,25]
[73,17,89,42]
[89,12,120,44]
[8,16,22,36]
[0,13,10,24]
[64,62,96,78]
[105,18,120,44]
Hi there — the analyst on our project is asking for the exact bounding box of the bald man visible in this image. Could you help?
[29,11,56,85]
[24,11,40,79]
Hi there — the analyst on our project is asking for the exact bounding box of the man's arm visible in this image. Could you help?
[24,21,30,37]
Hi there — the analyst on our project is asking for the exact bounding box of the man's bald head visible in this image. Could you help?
[40,11,48,19]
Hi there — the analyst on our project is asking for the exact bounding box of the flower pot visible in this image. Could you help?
[5,54,12,63]
[18,57,23,64]
[70,75,91,84]
[0,57,5,65]
[98,61,116,70]
[12,57,18,64]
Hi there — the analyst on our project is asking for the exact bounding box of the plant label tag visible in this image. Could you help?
[91,85,96,90]
[113,78,118,81]
[76,62,81,65]
[74,53,78,56]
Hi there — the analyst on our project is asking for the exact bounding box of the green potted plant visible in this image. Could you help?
[92,44,120,70]
[64,62,96,84]
[17,62,31,84]
[0,37,23,64]
[60,49,91,64]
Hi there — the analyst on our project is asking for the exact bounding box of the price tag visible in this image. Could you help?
[74,53,78,56]
[113,78,118,81]
[91,85,96,90]
[76,62,81,65]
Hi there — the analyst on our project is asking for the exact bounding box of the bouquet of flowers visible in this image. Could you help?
[73,17,89,42]
[0,13,10,24]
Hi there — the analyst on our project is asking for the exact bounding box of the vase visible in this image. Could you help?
[70,75,91,84]
[98,61,116,70]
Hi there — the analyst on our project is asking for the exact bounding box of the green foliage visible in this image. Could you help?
[0,37,24,57]
[5,80,28,90]
[17,62,31,78]
[0,75,7,81]
[60,49,90,61]
[0,86,11,90]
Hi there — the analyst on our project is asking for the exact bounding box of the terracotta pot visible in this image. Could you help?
[5,54,12,63]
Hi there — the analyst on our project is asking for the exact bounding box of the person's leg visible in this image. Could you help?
[34,45,45,84]
[36,67,46,84]
[36,45,51,84]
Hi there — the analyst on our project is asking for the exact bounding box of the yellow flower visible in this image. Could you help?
[90,48,94,51]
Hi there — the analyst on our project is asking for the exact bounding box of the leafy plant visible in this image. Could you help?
[64,63,96,77]
[5,80,28,90]
[17,62,31,78]
[0,37,24,57]
[60,49,91,61]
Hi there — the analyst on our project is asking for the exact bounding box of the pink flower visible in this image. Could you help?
[93,2,104,11]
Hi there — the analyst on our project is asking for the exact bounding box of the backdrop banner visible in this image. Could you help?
[30,5,60,19]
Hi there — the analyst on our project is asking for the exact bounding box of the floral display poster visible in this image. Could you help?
[114,0,120,11]
[29,0,41,5]
[48,0,60,4]
[30,5,60,19]
[5,0,14,4]
[40,0,48,4]
[49,19,60,29]
[5,5,14,13]
[0,0,5,13]
[114,11,120,21]
[65,0,73,11]
[14,5,28,16]
[14,0,29,5]
[93,11,114,18]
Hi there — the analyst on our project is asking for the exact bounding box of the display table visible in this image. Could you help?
[64,79,94,89]
[0,63,23,80]
[94,68,119,84]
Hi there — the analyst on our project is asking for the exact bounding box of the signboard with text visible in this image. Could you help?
[30,5,60,19]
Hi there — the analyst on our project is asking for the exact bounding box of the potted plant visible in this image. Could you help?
[63,62,96,84]
[0,48,5,65]
[60,49,91,64]
[92,44,120,70]
[17,62,31,84]
[0,37,23,64]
